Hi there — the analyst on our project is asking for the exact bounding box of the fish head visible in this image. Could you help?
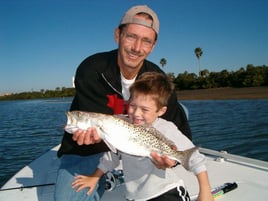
[65,111,93,134]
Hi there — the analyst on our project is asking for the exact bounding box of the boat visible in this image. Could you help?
[1,144,268,201]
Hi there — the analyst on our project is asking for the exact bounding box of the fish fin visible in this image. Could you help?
[103,138,118,153]
[177,147,199,170]
[142,124,153,130]
[114,114,130,122]
[95,127,117,153]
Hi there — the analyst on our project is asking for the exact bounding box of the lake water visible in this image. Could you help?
[0,98,268,187]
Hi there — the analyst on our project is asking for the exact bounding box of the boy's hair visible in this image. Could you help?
[129,72,174,110]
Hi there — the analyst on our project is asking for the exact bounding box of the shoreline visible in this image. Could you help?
[176,86,268,100]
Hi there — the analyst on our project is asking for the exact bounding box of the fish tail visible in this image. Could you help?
[176,147,198,170]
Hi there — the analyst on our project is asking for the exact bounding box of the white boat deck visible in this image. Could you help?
[1,145,268,201]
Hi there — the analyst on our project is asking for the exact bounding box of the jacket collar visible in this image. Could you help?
[101,49,151,95]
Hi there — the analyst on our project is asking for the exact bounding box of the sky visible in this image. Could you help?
[1,0,268,93]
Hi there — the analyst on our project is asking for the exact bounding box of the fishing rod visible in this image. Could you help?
[0,183,55,191]
[191,182,238,200]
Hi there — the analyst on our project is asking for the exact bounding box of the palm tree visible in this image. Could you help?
[194,47,203,76]
[160,58,167,68]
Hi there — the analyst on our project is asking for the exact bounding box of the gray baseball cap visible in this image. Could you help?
[120,5,159,34]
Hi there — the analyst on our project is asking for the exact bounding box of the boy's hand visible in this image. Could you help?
[72,175,99,195]
[150,152,177,169]
[150,145,178,169]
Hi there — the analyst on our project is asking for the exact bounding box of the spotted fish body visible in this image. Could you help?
[65,111,197,169]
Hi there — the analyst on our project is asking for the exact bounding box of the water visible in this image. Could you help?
[185,100,268,161]
[0,98,71,187]
[0,98,267,187]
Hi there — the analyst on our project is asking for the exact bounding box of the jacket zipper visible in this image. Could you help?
[101,73,123,97]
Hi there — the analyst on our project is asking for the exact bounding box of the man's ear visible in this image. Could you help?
[114,28,120,44]
[158,106,167,117]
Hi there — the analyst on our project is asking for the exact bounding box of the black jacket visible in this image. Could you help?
[58,49,192,157]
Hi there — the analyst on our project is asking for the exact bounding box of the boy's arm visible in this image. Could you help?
[72,168,104,195]
[196,171,214,201]
[72,151,119,195]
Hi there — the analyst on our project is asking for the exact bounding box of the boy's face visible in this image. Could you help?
[128,94,166,125]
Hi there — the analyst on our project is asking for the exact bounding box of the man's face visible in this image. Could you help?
[115,22,156,77]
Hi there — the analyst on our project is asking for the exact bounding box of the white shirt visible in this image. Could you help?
[120,73,136,101]
[98,118,207,201]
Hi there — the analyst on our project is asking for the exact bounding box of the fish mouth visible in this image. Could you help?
[65,125,78,134]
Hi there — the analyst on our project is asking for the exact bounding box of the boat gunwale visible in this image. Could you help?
[199,147,268,171]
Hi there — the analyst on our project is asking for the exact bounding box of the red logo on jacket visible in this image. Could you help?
[107,94,128,114]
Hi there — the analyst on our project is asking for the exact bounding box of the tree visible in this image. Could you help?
[174,71,198,89]
[160,58,167,68]
[200,69,209,77]
[194,47,203,76]
[166,72,175,82]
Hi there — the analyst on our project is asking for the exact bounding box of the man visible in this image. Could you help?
[55,5,192,201]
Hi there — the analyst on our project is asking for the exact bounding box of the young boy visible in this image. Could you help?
[72,72,214,201]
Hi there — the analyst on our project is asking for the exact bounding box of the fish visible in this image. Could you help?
[65,111,198,169]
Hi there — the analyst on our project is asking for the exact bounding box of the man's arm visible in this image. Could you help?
[162,92,192,140]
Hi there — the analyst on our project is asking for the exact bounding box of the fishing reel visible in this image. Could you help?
[105,169,124,191]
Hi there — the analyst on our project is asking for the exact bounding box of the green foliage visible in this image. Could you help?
[160,58,167,68]
[194,47,203,77]
[173,65,268,90]
[194,47,203,59]
[0,88,75,101]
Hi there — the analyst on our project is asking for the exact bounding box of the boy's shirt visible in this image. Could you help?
[98,118,206,201]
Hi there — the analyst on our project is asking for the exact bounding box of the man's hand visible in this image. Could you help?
[72,127,101,145]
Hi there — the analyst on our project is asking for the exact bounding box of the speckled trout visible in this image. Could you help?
[65,111,197,168]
